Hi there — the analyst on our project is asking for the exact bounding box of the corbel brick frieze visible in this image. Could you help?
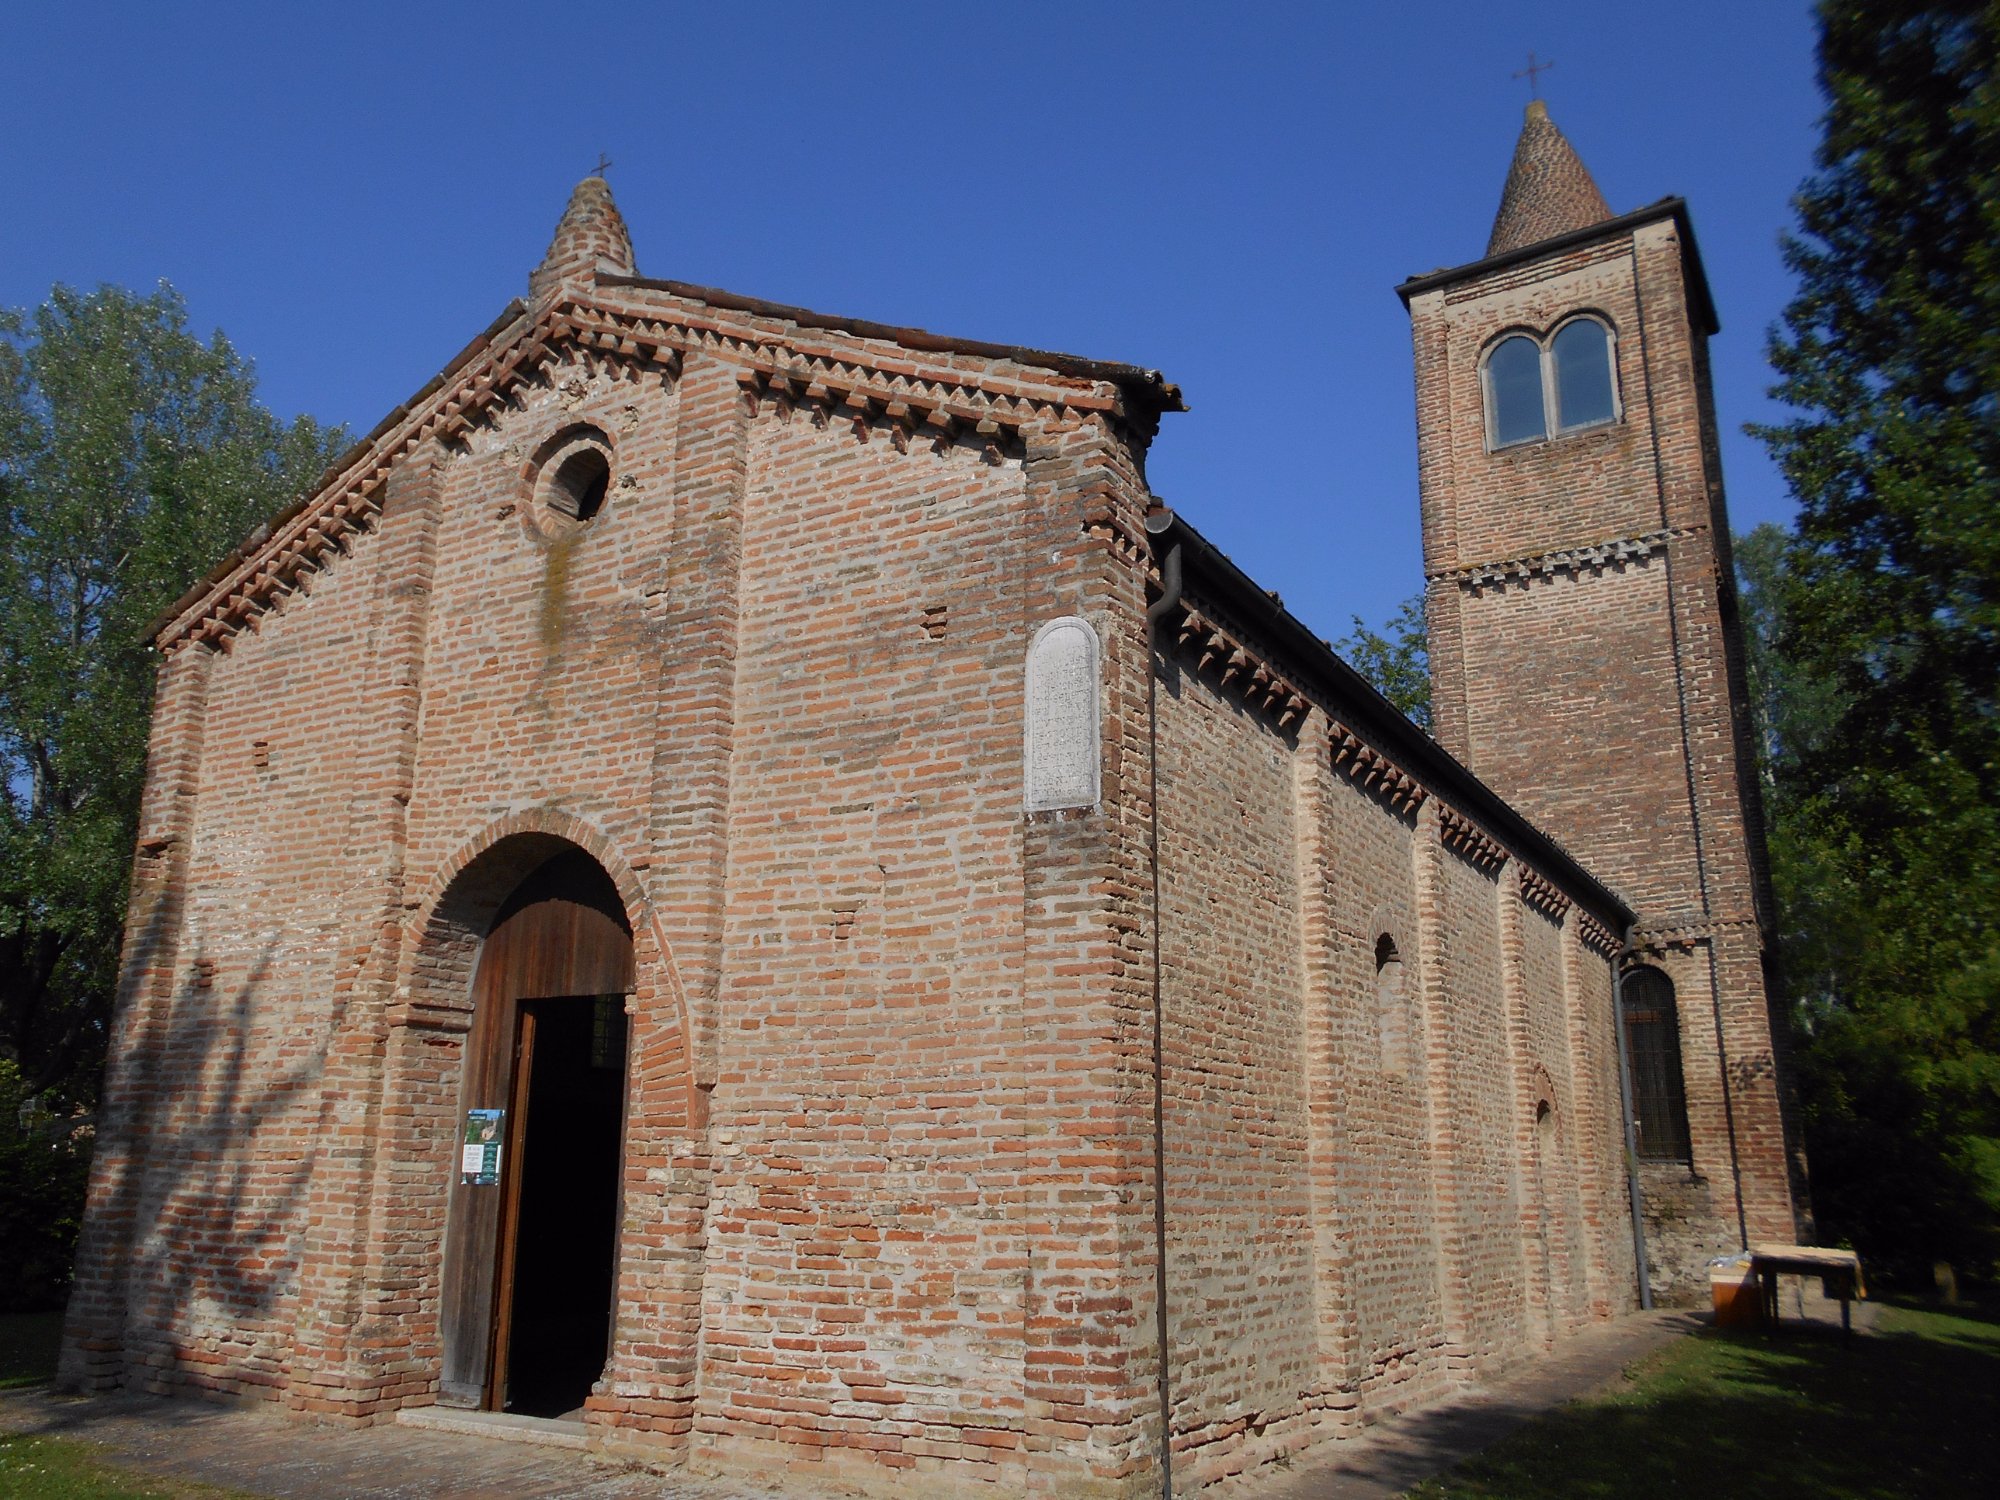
[1575,908,1623,958]
[156,287,1142,654]
[1438,803,1508,873]
[735,365,1026,465]
[1632,914,1759,955]
[1327,720,1426,816]
[1434,526,1701,595]
[1169,603,1314,733]
[1519,864,1573,920]
[155,299,680,652]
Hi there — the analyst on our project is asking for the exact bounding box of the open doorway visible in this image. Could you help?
[492,995,628,1418]
[437,845,634,1416]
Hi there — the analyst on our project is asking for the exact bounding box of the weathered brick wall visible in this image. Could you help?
[1516,900,1594,1334]
[1423,842,1525,1372]
[1453,564,1696,916]
[686,383,1039,1492]
[1156,662,1317,1489]
[1302,756,1449,1419]
[1153,602,1638,1490]
[73,511,400,1402]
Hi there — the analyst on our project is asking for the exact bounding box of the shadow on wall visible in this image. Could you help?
[110,934,324,1379]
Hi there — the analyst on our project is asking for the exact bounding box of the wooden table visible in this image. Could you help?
[1749,1244,1866,1335]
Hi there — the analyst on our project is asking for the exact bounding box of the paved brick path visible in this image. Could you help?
[0,1393,805,1500]
[0,1296,1869,1499]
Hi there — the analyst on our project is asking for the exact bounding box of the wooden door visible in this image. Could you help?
[437,852,633,1409]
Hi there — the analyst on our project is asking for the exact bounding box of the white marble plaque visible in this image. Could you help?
[1024,616,1102,812]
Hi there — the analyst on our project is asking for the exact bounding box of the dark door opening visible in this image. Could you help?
[492,994,627,1419]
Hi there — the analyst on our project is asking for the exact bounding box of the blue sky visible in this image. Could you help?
[0,2,1823,641]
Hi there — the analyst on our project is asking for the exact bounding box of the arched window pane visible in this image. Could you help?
[1552,319,1615,430]
[1487,335,1546,446]
[1622,966,1692,1161]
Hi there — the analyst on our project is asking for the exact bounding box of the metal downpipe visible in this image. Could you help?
[1144,510,1182,1498]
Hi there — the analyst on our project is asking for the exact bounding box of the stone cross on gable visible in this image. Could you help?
[1512,51,1555,99]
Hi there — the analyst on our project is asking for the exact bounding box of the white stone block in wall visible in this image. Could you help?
[1023,616,1101,813]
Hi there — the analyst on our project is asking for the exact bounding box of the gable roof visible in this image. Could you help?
[150,179,1184,650]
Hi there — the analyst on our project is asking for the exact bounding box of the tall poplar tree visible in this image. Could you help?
[0,284,343,1106]
[1755,0,2000,1275]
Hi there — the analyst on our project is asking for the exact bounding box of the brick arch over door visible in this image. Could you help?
[387,809,706,1422]
[399,808,701,1126]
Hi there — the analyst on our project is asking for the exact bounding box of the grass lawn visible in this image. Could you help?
[1,1312,246,1498]
[1411,1297,2000,1499]
[0,1433,250,1500]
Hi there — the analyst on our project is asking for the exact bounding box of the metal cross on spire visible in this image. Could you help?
[1512,51,1555,99]
[591,152,613,178]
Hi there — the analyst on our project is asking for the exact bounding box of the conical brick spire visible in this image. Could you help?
[1486,100,1613,256]
[529,174,637,305]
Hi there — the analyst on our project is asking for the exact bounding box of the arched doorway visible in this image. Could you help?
[438,846,634,1418]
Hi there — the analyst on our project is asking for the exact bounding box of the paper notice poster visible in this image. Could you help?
[461,1108,504,1186]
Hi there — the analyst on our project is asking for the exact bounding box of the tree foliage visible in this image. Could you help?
[1751,0,2000,1278]
[0,284,342,1106]
[0,1057,93,1312]
[1337,590,1432,732]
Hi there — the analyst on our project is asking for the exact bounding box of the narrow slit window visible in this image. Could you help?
[1486,335,1546,446]
[1375,934,1410,1078]
[1552,319,1616,431]
[1622,966,1692,1161]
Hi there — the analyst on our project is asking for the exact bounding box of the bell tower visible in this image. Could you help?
[1398,103,1802,1282]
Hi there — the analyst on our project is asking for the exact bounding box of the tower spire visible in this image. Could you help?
[529,174,636,306]
[1485,101,1613,257]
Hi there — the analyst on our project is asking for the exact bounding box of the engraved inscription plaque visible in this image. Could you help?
[1024,616,1101,812]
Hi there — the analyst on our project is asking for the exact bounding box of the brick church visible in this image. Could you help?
[63,102,1801,1495]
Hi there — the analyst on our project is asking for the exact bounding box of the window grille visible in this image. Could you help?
[1622,966,1691,1161]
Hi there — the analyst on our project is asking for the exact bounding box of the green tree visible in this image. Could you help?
[1752,1,2000,1278]
[1337,590,1431,732]
[0,283,343,1106]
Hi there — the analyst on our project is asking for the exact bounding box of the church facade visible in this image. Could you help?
[62,106,1798,1497]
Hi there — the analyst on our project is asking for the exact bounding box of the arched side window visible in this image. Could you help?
[1375,934,1410,1078]
[1482,316,1620,450]
[1484,334,1546,447]
[1550,317,1617,431]
[1621,965,1691,1161]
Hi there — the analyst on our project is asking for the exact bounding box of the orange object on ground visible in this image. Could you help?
[1710,1257,1762,1329]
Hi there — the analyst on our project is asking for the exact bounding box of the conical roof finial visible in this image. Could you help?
[1486,101,1613,257]
[529,173,636,305]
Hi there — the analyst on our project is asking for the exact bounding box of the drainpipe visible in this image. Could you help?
[1611,925,1655,1311]
[1144,505,1182,1500]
